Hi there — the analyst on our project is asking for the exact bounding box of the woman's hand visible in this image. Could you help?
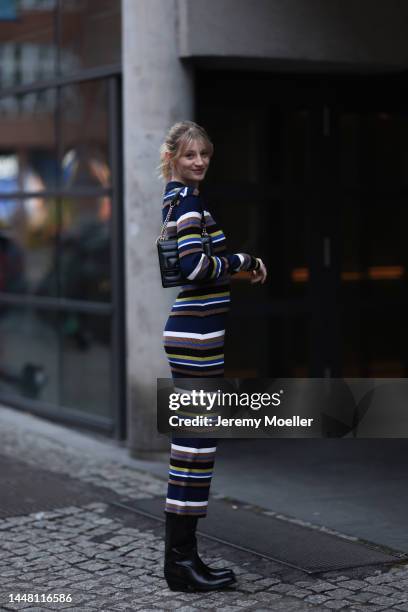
[250,258,267,284]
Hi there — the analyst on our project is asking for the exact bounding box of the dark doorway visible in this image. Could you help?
[197,71,408,378]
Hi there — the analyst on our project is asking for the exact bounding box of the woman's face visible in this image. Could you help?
[171,138,211,186]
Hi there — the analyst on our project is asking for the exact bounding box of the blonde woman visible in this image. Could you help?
[159,121,267,592]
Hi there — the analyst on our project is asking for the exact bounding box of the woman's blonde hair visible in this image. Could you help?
[158,121,213,181]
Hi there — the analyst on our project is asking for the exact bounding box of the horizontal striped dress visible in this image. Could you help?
[163,181,258,517]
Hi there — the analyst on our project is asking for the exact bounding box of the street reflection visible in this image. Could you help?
[0,102,112,415]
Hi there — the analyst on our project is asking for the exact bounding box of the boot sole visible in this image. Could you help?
[165,577,236,592]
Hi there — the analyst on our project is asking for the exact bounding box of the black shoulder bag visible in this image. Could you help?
[156,188,213,288]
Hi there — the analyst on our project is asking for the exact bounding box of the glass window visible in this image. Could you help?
[60,80,111,188]
[0,90,58,191]
[0,0,121,89]
[60,311,111,416]
[59,196,111,302]
[0,304,112,414]
[0,0,57,89]
[0,0,120,425]
[0,197,57,296]
[60,0,121,75]
[0,304,58,403]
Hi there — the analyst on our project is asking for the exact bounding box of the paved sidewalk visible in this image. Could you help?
[1,407,408,611]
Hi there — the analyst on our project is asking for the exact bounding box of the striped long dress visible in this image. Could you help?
[162,180,258,517]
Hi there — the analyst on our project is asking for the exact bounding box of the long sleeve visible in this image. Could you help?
[174,190,258,282]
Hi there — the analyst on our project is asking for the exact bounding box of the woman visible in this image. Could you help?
[159,121,267,592]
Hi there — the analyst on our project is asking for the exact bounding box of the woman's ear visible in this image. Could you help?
[165,151,175,172]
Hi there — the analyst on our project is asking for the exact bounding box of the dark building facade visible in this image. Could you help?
[197,71,408,380]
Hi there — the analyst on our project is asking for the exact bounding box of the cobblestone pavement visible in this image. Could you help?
[1,407,408,611]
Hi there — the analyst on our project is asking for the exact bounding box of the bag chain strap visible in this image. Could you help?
[156,190,208,244]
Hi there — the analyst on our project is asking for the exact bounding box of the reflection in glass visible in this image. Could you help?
[0,198,57,296]
[0,305,57,402]
[0,0,57,88]
[0,90,58,191]
[59,197,111,302]
[60,311,111,417]
[0,0,118,421]
[60,0,121,75]
[60,80,111,188]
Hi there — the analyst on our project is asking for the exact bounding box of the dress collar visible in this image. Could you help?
[165,181,200,192]
[165,181,185,191]
[163,181,200,207]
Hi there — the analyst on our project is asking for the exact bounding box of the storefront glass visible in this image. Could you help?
[0,1,121,433]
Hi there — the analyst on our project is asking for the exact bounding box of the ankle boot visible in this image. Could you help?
[164,513,236,592]
[178,515,236,580]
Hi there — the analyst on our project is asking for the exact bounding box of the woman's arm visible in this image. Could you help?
[175,190,259,282]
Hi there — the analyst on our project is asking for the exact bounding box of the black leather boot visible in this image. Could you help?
[164,513,236,592]
[180,515,236,580]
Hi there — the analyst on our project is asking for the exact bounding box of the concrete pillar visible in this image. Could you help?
[122,0,194,457]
